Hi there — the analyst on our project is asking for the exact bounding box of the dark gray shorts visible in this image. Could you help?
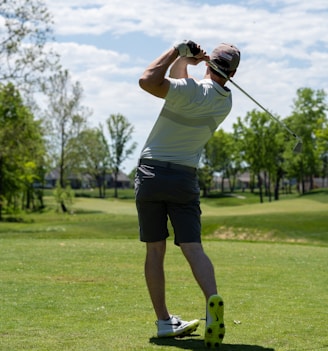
[135,159,201,245]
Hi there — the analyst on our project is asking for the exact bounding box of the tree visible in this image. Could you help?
[201,134,219,195]
[205,129,243,193]
[197,164,213,198]
[44,70,90,212]
[234,110,282,203]
[284,88,328,193]
[0,83,45,220]
[0,0,59,89]
[315,124,328,186]
[69,126,111,198]
[106,114,137,198]
[204,130,226,193]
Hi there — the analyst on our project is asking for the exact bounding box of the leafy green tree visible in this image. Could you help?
[44,70,90,211]
[69,126,111,198]
[204,130,227,193]
[0,0,59,88]
[284,88,328,193]
[202,135,218,195]
[197,164,213,197]
[234,110,282,203]
[315,125,328,186]
[0,83,45,220]
[204,129,242,193]
[53,181,74,213]
[106,114,137,198]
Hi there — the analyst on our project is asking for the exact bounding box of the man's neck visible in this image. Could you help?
[204,73,227,87]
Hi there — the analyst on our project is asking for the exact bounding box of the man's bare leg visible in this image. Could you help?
[144,240,170,320]
[180,242,218,299]
[145,241,204,338]
[180,242,225,346]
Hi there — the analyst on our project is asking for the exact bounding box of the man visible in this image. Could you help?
[135,40,240,348]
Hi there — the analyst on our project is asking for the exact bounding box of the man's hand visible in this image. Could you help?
[175,40,202,57]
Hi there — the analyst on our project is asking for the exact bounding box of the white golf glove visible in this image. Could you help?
[175,40,201,57]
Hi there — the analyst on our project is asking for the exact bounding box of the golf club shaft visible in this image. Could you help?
[207,61,301,142]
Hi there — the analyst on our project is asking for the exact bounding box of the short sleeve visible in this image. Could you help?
[165,78,198,107]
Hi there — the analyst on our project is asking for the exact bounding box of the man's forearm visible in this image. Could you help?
[169,57,189,79]
[169,55,209,80]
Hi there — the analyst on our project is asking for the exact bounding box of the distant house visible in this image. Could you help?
[314,177,328,188]
[303,177,328,191]
[213,172,328,192]
[44,169,59,188]
[42,169,131,189]
[105,171,131,189]
[213,171,253,191]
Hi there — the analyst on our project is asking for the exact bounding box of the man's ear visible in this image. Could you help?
[229,69,237,78]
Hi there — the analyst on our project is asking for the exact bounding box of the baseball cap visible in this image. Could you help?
[210,43,240,71]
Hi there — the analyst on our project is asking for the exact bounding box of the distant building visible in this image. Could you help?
[41,169,131,189]
[213,172,327,192]
[105,171,131,189]
[213,171,253,191]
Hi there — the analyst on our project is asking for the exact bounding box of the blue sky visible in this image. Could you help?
[44,0,328,173]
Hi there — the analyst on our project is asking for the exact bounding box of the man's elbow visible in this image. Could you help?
[138,77,168,98]
[138,77,156,95]
[139,77,148,92]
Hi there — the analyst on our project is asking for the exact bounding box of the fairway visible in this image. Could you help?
[0,238,327,351]
[71,194,328,216]
[0,194,328,350]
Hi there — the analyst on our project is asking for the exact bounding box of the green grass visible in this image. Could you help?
[1,190,328,244]
[1,191,328,350]
[1,239,327,351]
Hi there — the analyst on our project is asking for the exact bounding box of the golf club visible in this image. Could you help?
[207,60,303,153]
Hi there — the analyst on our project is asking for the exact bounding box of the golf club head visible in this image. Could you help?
[293,140,303,154]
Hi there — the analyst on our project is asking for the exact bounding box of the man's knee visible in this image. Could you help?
[180,242,204,258]
[146,240,166,258]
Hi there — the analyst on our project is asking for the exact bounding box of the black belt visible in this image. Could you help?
[138,158,197,174]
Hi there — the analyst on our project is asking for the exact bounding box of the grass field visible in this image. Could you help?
[0,191,327,351]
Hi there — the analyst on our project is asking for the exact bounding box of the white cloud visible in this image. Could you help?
[43,0,328,172]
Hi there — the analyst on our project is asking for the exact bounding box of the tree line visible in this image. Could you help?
[200,87,328,202]
[0,0,137,219]
[0,79,137,218]
[0,0,327,221]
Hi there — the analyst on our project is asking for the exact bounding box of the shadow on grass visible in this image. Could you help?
[149,337,274,350]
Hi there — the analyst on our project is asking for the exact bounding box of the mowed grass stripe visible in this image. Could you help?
[1,195,327,245]
[71,196,328,216]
